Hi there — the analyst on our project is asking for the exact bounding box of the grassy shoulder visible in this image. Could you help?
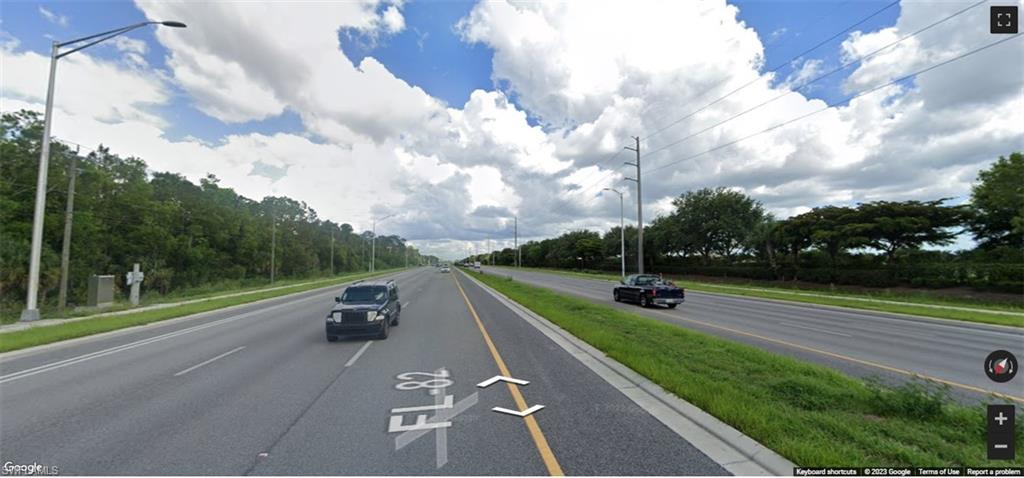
[471,270,1022,467]
[0,269,398,353]
[496,266,1024,328]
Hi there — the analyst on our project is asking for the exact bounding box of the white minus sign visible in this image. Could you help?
[994,444,1008,449]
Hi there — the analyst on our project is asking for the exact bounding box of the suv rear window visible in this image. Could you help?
[341,286,387,303]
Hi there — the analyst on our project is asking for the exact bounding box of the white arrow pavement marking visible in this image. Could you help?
[476,375,529,388]
[492,404,544,417]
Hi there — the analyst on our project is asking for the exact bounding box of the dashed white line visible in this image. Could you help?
[174,346,245,376]
[0,302,290,384]
[345,340,373,367]
[777,321,853,338]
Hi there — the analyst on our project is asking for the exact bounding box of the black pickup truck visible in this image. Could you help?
[613,274,685,308]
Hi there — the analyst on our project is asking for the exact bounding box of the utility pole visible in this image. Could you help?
[270,214,276,284]
[514,216,519,268]
[624,136,643,274]
[57,146,79,311]
[330,229,335,276]
[603,188,626,280]
[20,21,187,322]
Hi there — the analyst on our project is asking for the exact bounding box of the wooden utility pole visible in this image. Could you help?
[57,146,79,310]
[270,215,276,284]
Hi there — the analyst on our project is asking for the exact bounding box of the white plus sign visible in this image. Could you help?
[995,412,1009,425]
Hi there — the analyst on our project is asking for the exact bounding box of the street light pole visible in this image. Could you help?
[20,20,187,322]
[370,213,395,273]
[603,188,626,280]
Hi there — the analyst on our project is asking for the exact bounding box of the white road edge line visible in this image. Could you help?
[0,270,423,364]
[0,269,428,377]
[459,269,795,476]
[778,322,853,338]
[174,346,245,377]
[345,340,373,367]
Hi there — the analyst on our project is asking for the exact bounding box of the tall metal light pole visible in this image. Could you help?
[624,136,643,274]
[20,20,187,322]
[603,188,626,280]
[370,213,395,273]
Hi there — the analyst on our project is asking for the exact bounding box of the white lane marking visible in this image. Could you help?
[344,340,373,367]
[402,301,410,308]
[491,404,544,417]
[0,300,297,384]
[476,375,530,388]
[777,321,853,338]
[174,346,245,377]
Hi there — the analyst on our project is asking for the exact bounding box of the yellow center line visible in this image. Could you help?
[452,271,564,476]
[646,308,1024,404]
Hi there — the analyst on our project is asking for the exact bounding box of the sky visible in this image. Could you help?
[1,0,1021,259]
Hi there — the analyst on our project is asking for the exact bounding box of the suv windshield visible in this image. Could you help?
[341,286,387,303]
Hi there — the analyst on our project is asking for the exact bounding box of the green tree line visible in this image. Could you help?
[1,111,435,315]
[472,152,1023,292]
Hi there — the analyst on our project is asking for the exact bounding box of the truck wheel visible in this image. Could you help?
[666,304,677,309]
[613,290,621,302]
[639,295,649,308]
[377,321,389,340]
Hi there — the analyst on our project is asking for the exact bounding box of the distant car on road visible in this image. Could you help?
[326,280,401,341]
[440,265,450,273]
[613,274,685,308]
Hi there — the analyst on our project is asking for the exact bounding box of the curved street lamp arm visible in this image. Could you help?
[57,21,185,59]
[57,22,152,48]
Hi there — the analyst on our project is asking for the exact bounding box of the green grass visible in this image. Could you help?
[472,270,1023,467]
[0,269,398,353]
[496,266,1024,328]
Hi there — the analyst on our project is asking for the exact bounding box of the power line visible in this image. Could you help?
[642,0,899,141]
[641,0,986,160]
[643,33,1022,177]
[520,2,898,232]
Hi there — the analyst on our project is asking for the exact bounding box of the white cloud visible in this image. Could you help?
[38,6,69,27]
[3,0,1020,260]
[1,43,168,128]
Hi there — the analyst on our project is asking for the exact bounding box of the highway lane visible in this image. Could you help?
[480,267,1024,404]
[0,266,727,475]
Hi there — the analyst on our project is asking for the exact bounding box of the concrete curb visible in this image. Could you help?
[460,270,796,476]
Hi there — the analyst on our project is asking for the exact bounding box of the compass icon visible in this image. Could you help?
[985,350,1018,383]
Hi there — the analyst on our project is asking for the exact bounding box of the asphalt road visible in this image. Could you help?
[0,267,728,475]
[480,266,1024,405]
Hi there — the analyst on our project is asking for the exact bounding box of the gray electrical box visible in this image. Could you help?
[87,274,114,307]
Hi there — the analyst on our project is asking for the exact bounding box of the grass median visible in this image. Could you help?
[472,270,1022,467]
[0,269,398,354]
[497,266,1024,328]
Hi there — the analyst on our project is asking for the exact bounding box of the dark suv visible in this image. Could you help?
[326,280,401,341]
